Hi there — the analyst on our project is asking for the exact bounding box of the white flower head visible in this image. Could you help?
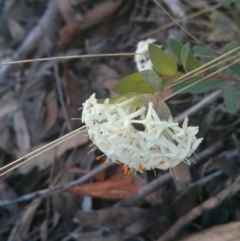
[134,38,158,72]
[82,94,203,172]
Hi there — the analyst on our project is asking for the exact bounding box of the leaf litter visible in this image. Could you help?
[1,0,240,241]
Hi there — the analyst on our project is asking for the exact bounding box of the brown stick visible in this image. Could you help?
[0,163,113,207]
[157,177,240,241]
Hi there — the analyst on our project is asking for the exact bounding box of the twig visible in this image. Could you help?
[174,90,222,123]
[157,177,240,241]
[115,172,171,207]
[140,1,224,38]
[188,170,223,189]
[0,53,137,66]
[115,140,223,207]
[0,163,114,207]
[152,0,215,53]
[53,63,72,131]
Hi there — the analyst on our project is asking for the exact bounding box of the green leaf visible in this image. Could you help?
[193,45,215,65]
[222,41,239,54]
[168,38,182,60]
[181,43,190,72]
[221,42,240,76]
[222,82,238,114]
[112,72,154,95]
[229,63,240,77]
[233,84,240,110]
[163,72,185,87]
[173,78,224,94]
[168,39,200,71]
[148,43,177,76]
[138,94,172,120]
[216,0,231,8]
[140,70,163,91]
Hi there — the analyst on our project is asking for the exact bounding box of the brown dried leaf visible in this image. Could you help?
[0,99,17,119]
[13,109,31,152]
[58,0,77,23]
[77,206,145,231]
[207,12,239,42]
[57,0,122,51]
[64,66,90,128]
[39,219,48,241]
[41,95,59,139]
[99,64,119,98]
[0,128,10,151]
[69,173,143,200]
[67,233,122,241]
[172,162,191,191]
[16,133,89,174]
[180,222,240,241]
[8,198,41,241]
[7,19,25,41]
[0,182,18,229]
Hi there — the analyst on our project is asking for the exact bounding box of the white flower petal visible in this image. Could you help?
[82,94,203,171]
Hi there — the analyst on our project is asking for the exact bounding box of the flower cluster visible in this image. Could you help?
[82,94,203,172]
[134,38,157,72]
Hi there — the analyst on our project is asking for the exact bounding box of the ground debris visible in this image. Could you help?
[1,0,240,240]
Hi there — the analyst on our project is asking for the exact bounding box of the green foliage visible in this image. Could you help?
[173,79,224,94]
[193,46,215,65]
[140,70,163,91]
[234,85,240,110]
[222,41,239,54]
[112,39,240,115]
[112,72,154,95]
[174,40,240,114]
[222,82,238,114]
[181,43,190,72]
[148,43,177,75]
[168,39,200,71]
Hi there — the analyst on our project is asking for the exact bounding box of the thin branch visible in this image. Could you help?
[164,55,240,101]
[174,90,222,123]
[0,127,86,176]
[140,0,227,38]
[152,0,216,53]
[0,163,114,207]
[54,63,72,131]
[157,176,240,241]
[115,172,171,207]
[0,53,137,66]
[115,140,223,207]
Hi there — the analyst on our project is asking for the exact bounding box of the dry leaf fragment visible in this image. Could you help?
[57,0,122,51]
[41,94,59,139]
[0,182,18,229]
[64,65,90,128]
[13,109,31,152]
[69,173,143,200]
[0,99,17,119]
[0,128,10,151]
[7,19,25,41]
[180,222,240,241]
[16,132,89,174]
[99,64,119,98]
[58,0,79,23]
[8,198,41,241]
[207,12,239,42]
[76,206,145,231]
